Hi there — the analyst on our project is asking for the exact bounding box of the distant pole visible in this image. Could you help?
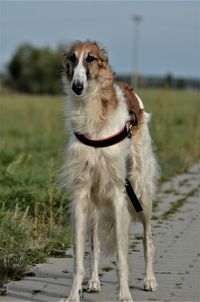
[131,14,142,91]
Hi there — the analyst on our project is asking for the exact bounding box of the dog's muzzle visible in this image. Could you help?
[72,81,84,95]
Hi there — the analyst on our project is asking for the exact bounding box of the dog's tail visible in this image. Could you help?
[97,203,131,256]
[98,210,117,255]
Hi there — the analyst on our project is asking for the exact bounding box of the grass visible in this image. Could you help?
[161,187,199,220]
[161,198,187,220]
[0,88,200,281]
[0,91,70,282]
[140,89,200,179]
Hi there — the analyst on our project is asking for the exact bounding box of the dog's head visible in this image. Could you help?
[63,41,111,97]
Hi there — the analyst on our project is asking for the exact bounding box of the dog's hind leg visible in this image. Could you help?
[114,189,133,302]
[142,216,157,291]
[87,211,101,292]
[66,198,88,302]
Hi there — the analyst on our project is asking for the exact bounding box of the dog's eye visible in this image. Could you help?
[69,53,77,63]
[86,54,95,63]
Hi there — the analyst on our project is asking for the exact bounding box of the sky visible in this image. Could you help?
[0,0,200,78]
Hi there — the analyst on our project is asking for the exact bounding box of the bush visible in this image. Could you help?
[0,208,32,282]
[4,44,64,94]
[0,204,71,283]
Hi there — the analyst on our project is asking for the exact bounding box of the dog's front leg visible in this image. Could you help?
[142,218,157,292]
[114,189,133,302]
[66,198,88,302]
[87,210,101,292]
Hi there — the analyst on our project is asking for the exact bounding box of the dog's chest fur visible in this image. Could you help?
[66,145,129,209]
[66,85,131,203]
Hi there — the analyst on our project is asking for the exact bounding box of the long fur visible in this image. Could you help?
[61,40,158,302]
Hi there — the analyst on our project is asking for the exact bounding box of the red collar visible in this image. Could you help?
[74,111,139,148]
[74,126,129,148]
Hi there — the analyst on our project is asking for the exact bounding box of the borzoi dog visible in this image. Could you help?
[62,40,158,302]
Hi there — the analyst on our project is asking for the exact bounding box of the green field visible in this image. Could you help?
[0,89,200,281]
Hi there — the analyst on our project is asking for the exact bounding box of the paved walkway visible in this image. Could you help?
[3,164,200,302]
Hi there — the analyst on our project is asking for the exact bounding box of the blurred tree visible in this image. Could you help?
[4,43,64,94]
[163,73,173,88]
[176,78,186,89]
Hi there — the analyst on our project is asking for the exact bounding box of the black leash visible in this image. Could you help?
[125,179,143,212]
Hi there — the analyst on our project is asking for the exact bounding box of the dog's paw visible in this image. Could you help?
[60,298,79,302]
[87,278,101,292]
[61,290,82,302]
[144,276,157,291]
[120,296,133,302]
[120,292,133,302]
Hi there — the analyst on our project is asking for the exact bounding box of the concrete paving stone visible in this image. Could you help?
[188,163,200,174]
[159,182,174,193]
[3,164,200,302]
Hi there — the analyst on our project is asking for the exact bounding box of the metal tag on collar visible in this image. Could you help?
[130,112,138,126]
[127,124,139,138]
[127,112,139,138]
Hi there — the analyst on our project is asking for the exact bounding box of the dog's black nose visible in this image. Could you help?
[72,81,84,95]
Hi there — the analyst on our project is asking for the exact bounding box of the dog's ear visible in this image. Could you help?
[63,47,73,80]
[63,51,69,74]
[62,43,74,69]
[63,42,76,74]
[63,51,67,63]
[98,46,108,67]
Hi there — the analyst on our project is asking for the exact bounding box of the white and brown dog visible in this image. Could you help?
[62,40,158,302]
